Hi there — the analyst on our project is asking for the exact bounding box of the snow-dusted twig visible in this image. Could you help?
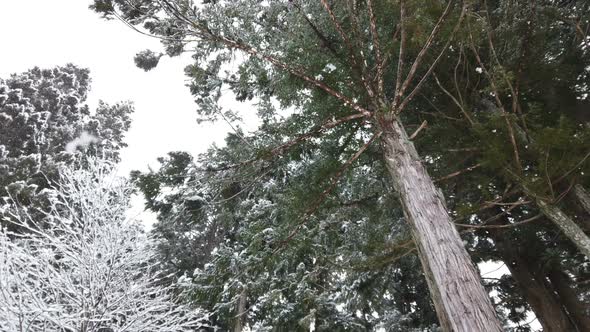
[0,159,208,332]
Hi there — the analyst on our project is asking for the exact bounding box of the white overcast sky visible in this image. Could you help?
[0,0,236,174]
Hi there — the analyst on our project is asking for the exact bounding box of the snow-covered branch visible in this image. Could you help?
[0,159,208,332]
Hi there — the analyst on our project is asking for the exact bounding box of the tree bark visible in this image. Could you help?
[574,184,590,216]
[494,237,575,331]
[536,199,590,258]
[379,118,502,332]
[507,257,575,331]
[234,287,247,332]
[546,267,590,331]
[485,215,575,331]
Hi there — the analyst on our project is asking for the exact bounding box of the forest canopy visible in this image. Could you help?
[0,1,589,331]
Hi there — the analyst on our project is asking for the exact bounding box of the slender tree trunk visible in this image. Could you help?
[379,118,502,332]
[234,286,247,332]
[507,257,575,331]
[536,199,590,258]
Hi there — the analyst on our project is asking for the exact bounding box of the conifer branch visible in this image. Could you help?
[468,27,523,173]
[396,1,467,113]
[273,131,383,254]
[392,0,407,109]
[392,0,454,111]
[319,0,376,100]
[211,33,371,116]
[434,163,481,182]
[367,0,384,97]
[111,1,372,117]
[201,113,368,172]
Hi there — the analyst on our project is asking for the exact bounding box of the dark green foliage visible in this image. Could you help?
[0,64,132,226]
[94,0,590,330]
[134,49,162,71]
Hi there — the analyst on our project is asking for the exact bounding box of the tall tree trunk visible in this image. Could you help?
[486,215,576,331]
[546,267,590,331]
[379,118,502,332]
[493,233,575,330]
[234,287,247,332]
[507,257,575,331]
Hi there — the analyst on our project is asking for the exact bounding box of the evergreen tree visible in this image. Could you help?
[409,1,590,329]
[132,129,440,331]
[93,1,504,329]
[0,64,133,224]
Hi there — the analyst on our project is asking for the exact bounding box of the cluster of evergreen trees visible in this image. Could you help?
[92,0,589,330]
[1,0,589,331]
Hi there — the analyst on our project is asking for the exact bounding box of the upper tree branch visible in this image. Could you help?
[274,130,383,254]
[367,0,384,98]
[320,0,377,100]
[392,0,455,111]
[397,1,466,113]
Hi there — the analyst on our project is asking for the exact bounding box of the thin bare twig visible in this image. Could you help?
[455,214,542,229]
[433,72,474,125]
[553,151,590,184]
[409,120,428,139]
[435,163,482,182]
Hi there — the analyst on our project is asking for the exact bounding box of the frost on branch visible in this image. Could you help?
[0,159,208,332]
[134,49,162,71]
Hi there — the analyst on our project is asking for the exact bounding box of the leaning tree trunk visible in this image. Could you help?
[536,199,590,258]
[379,118,503,332]
[546,266,590,331]
[484,101,590,257]
[487,213,576,331]
[507,256,575,331]
[574,184,590,216]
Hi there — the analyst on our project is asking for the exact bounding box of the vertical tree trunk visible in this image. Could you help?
[487,216,575,331]
[546,267,590,331]
[234,287,247,332]
[506,258,575,331]
[495,240,575,331]
[379,118,502,332]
